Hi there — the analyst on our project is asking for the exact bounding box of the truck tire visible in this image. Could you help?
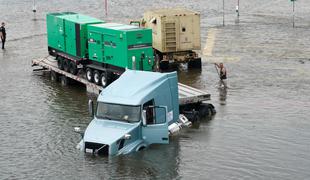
[199,104,210,117]
[69,61,78,75]
[188,58,202,69]
[100,72,108,87]
[63,59,70,72]
[184,110,199,122]
[57,57,64,70]
[86,68,93,82]
[199,103,216,117]
[93,70,101,85]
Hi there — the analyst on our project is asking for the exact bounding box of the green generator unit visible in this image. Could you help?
[46,12,155,87]
[87,23,154,71]
[46,12,103,73]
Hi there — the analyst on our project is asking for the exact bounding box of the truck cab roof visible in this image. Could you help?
[98,70,177,105]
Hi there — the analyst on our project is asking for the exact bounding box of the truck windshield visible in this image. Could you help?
[96,102,141,123]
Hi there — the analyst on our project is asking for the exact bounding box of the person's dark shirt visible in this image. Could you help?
[0,26,6,39]
[220,68,227,80]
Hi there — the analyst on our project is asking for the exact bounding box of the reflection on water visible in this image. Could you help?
[1,0,310,179]
[218,88,227,105]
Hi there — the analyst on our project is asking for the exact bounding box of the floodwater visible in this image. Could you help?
[1,0,310,179]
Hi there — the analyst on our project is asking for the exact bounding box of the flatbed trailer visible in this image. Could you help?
[32,56,215,118]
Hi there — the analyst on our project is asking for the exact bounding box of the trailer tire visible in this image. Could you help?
[86,68,93,82]
[188,58,202,69]
[51,71,59,82]
[93,70,101,85]
[100,72,108,88]
[63,59,70,72]
[57,56,64,70]
[69,61,78,75]
[60,76,70,86]
[160,61,169,70]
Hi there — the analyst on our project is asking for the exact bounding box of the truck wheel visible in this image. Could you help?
[63,59,70,72]
[100,72,108,87]
[137,146,146,151]
[86,68,93,82]
[200,103,216,117]
[199,104,210,117]
[93,70,101,85]
[57,57,64,70]
[188,58,202,69]
[184,111,199,122]
[210,104,216,115]
[69,61,78,75]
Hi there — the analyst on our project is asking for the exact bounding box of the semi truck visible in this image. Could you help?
[130,8,202,70]
[47,12,154,87]
[76,69,214,156]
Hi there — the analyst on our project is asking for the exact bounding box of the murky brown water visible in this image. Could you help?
[1,0,310,179]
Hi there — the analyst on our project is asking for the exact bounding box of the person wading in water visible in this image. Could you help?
[214,63,228,88]
[0,22,6,49]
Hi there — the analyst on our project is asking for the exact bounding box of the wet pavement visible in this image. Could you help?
[1,0,310,179]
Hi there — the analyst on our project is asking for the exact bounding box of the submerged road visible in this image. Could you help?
[0,0,310,179]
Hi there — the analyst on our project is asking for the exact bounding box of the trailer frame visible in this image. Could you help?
[32,56,213,110]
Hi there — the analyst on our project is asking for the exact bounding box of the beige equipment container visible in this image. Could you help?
[142,8,201,69]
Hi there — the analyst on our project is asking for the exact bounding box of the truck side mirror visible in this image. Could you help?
[88,100,94,117]
[142,110,147,126]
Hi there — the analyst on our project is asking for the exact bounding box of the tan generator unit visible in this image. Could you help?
[141,8,202,69]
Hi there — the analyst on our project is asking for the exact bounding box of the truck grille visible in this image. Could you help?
[85,142,109,155]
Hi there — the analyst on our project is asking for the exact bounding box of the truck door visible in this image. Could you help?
[142,100,169,144]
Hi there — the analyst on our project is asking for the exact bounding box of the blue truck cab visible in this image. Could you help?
[77,69,180,156]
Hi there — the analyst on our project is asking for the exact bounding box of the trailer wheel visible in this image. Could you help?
[93,70,101,85]
[51,71,59,82]
[100,72,108,87]
[69,61,78,75]
[160,60,169,70]
[63,59,70,72]
[60,76,70,86]
[188,58,202,69]
[57,57,64,70]
[86,68,93,82]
